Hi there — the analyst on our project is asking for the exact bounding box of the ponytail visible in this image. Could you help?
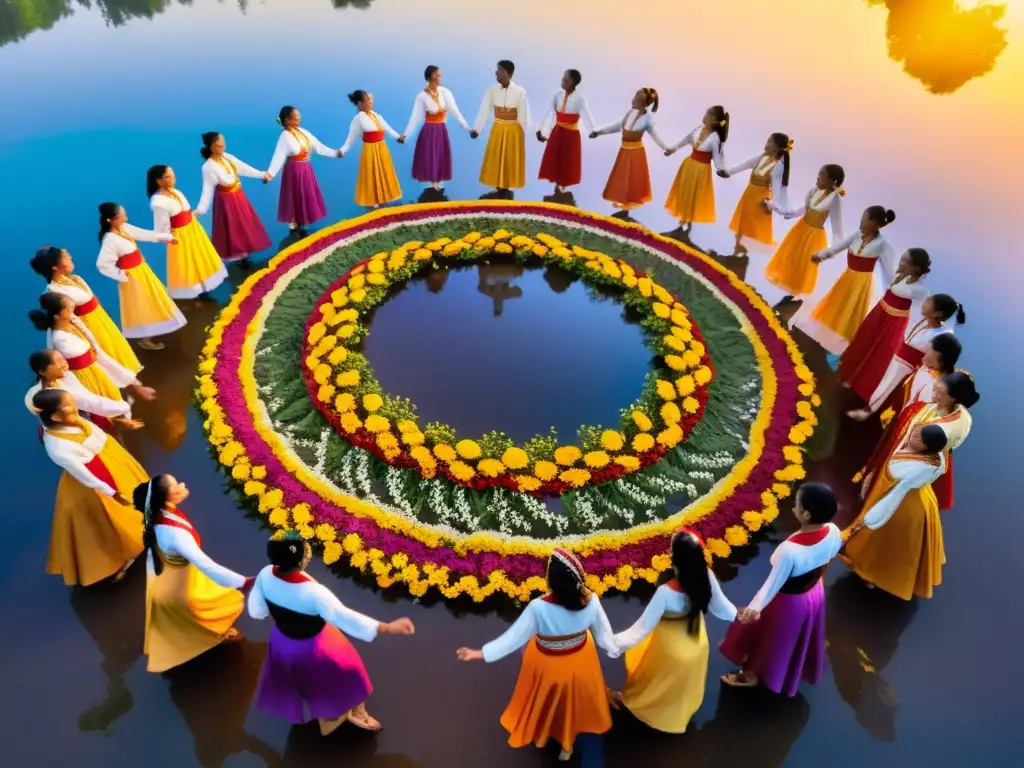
[709,106,729,145]
[133,477,169,576]
[770,132,792,187]
[97,202,119,243]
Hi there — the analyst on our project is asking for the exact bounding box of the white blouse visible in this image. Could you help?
[816,232,896,272]
[403,87,471,136]
[481,594,620,662]
[724,153,790,212]
[148,509,247,588]
[538,89,596,137]
[867,321,952,412]
[671,126,725,168]
[266,128,338,179]
[474,82,531,132]
[248,564,380,643]
[594,110,668,150]
[747,525,842,613]
[863,454,946,530]
[25,374,130,420]
[97,224,172,283]
[42,423,117,497]
[47,277,97,311]
[614,575,738,652]
[47,318,136,388]
[150,190,194,235]
[339,111,400,155]
[771,187,845,243]
[195,153,265,216]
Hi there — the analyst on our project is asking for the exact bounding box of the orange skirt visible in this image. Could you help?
[602,144,651,210]
[665,156,715,224]
[729,183,774,246]
[764,219,827,296]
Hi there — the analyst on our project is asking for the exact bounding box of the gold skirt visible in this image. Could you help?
[79,303,142,375]
[665,157,715,224]
[479,119,526,190]
[167,217,228,299]
[764,219,828,296]
[119,262,187,339]
[73,361,126,403]
[729,183,774,245]
[355,140,403,207]
[809,268,875,343]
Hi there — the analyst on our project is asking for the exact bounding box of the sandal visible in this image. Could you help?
[222,627,244,643]
[721,671,759,688]
[137,339,165,351]
[318,713,348,736]
[347,705,382,732]
[608,690,623,710]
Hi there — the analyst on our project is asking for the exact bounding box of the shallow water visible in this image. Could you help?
[1,1,1022,766]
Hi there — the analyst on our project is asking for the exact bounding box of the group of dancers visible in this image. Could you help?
[22,59,982,759]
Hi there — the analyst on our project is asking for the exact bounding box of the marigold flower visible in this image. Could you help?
[396,419,418,433]
[322,541,342,565]
[559,468,591,487]
[534,460,558,481]
[494,242,513,254]
[656,379,677,400]
[706,538,731,558]
[652,302,671,319]
[243,481,265,498]
[316,384,335,402]
[811,393,822,407]
[614,455,640,471]
[259,488,284,512]
[348,273,366,290]
[682,396,700,414]
[463,232,481,243]
[313,364,332,385]
[665,354,686,371]
[742,511,764,532]
[622,274,638,288]
[448,461,476,481]
[305,354,320,370]
[682,350,701,368]
[455,439,482,460]
[762,504,780,523]
[693,366,712,386]
[653,285,674,305]
[413,248,432,261]
[401,430,425,446]
[772,483,792,499]
[532,245,549,257]
[290,503,312,525]
[795,365,813,382]
[327,347,349,365]
[335,370,360,387]
[476,236,496,249]
[367,260,385,274]
[689,341,706,359]
[334,393,355,413]
[725,525,749,547]
[443,242,467,256]
[308,322,326,344]
[796,401,815,420]
[342,533,363,553]
[671,325,693,343]
[492,229,511,240]
[501,447,529,470]
[554,446,582,466]
[364,414,390,433]
[798,382,814,397]
[268,508,289,526]
[782,446,803,464]
[516,476,542,492]
[584,450,610,469]
[349,288,367,302]
[377,432,399,451]
[551,246,573,259]
[663,336,685,353]
[231,464,251,481]
[362,393,383,412]
[657,424,683,448]
[631,410,653,431]
[632,433,655,452]
[600,430,624,451]
[660,401,682,424]
[251,466,267,480]
[478,458,505,478]
[670,309,690,328]
[433,443,457,462]
[367,273,387,286]
[788,426,808,444]
[340,412,362,433]
[602,263,622,279]
[637,277,653,297]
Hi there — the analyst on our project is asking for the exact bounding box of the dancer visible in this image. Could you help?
[719,132,792,255]
[248,532,415,735]
[398,65,475,194]
[194,132,272,266]
[147,165,228,299]
[134,475,252,673]
[33,389,147,586]
[589,87,667,217]
[838,248,932,399]
[97,202,186,350]
[796,205,897,355]
[456,548,619,762]
[536,69,596,197]
[266,106,339,232]
[340,90,403,209]
[764,164,846,301]
[474,59,531,200]
[33,246,141,374]
[29,293,156,409]
[664,105,730,235]
[611,529,737,734]
[719,482,842,696]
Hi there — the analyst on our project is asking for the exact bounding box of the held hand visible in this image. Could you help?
[469,130,479,139]
[382,617,415,636]
[131,384,158,402]
[664,148,673,157]
[169,238,178,245]
[588,131,598,139]
[113,493,131,507]
[120,418,145,431]
[761,199,773,213]
[456,647,484,662]
[811,252,827,264]
[717,170,730,178]
[337,149,345,158]
[396,135,406,144]
[240,576,256,595]
[536,130,546,143]
[262,172,272,183]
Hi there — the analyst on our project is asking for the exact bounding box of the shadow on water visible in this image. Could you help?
[283,724,425,768]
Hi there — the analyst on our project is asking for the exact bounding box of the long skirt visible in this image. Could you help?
[119,262,187,339]
[144,554,244,673]
[764,219,828,296]
[538,124,582,188]
[479,120,526,190]
[255,624,373,724]
[73,361,127,404]
[799,268,875,355]
[602,143,651,210]
[844,470,945,600]
[211,185,272,263]
[355,141,403,208]
[278,159,328,228]
[412,122,453,183]
[729,182,775,248]
[77,302,142,374]
[167,217,228,299]
[621,616,708,733]
[665,157,715,224]
[838,301,910,401]
[46,439,146,585]
[719,582,827,697]
[499,633,612,752]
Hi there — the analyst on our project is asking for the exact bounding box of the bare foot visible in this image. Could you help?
[721,670,759,688]
[318,712,348,736]
[137,338,164,351]
[847,409,871,422]
[222,627,244,643]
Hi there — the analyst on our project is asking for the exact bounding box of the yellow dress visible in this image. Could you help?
[103,228,188,339]
[354,112,403,207]
[665,136,717,224]
[807,239,883,345]
[49,275,142,374]
[44,420,146,586]
[161,189,228,299]
[764,189,835,296]
[480,106,526,189]
[52,324,128,405]
[728,157,778,245]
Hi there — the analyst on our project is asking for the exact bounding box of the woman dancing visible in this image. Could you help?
[266,106,340,232]
[590,87,667,217]
[134,475,252,673]
[663,105,730,235]
[718,132,792,255]
[97,202,186,350]
[399,65,474,194]
[33,389,147,586]
[248,531,415,735]
[457,549,619,762]
[340,90,403,209]
[611,529,737,733]
[194,132,272,266]
[537,68,596,197]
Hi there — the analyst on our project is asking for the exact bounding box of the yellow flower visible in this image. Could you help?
[231,464,251,481]
[340,412,362,433]
[409,445,433,464]
[632,433,655,452]
[796,400,815,420]
[377,432,399,451]
[788,426,808,444]
[656,379,677,400]
[631,410,653,431]
[455,439,482,460]
[811,393,822,407]
[334,393,356,412]
[660,401,682,424]
[670,309,690,328]
[463,232,481,244]
[290,503,312,525]
[308,322,326,344]
[762,504,780,523]
[674,375,696,398]
[433,443,457,462]
[742,511,764,532]
[600,430,624,451]
[362,393,383,412]
[316,384,335,403]
[651,302,671,319]
[443,242,467,256]
[559,468,591,487]
[656,424,683,448]
[551,246,573,259]
[268,508,289,526]
[501,447,529,470]
[478,458,506,478]
[494,242,513,254]
[653,285,674,305]
[413,248,432,261]
[693,366,712,386]
[298,524,315,540]
[449,461,476,481]
[350,288,367,303]
[476,236,496,250]
[364,414,390,433]
[775,464,806,482]
[335,370,360,387]
[322,541,342,565]
[637,277,653,297]
[403,241,424,250]
[534,461,558,481]
[584,451,610,469]
[663,336,685,352]
[879,406,895,429]
[367,260,385,274]
[706,538,731,558]
[313,363,332,385]
[690,341,706,359]
[305,355,320,371]
[396,419,418,433]
[798,382,814,397]
[682,350,701,368]
[671,325,693,343]
[348,273,366,290]
[492,229,511,240]
[401,430,425,446]
[622,274,638,288]
[614,455,640,471]
[554,446,582,466]
[681,396,700,414]
[795,365,813,382]
[532,245,549,257]
[259,488,284,512]
[510,235,534,248]
[342,533,363,553]
[327,347,349,365]
[772,483,792,499]
[367,273,388,286]
[250,466,266,480]
[665,354,687,371]
[782,446,803,464]
[517,476,542,492]
[725,526,749,547]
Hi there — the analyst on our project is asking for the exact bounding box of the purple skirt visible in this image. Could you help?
[277,159,328,227]
[255,624,372,723]
[411,122,452,183]
[212,185,272,262]
[719,582,826,697]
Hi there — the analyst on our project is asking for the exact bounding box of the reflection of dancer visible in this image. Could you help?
[475,60,530,199]
[340,90,403,208]
[664,105,730,234]
[719,132,792,255]
[691,688,811,768]
[611,529,737,733]
[537,69,596,196]
[720,483,841,696]
[457,549,619,762]
[477,261,524,317]
[399,65,474,192]
[266,106,339,232]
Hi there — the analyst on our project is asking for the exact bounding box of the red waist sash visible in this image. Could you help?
[289,150,310,162]
[66,348,97,370]
[84,454,116,493]
[75,295,99,316]
[535,631,587,656]
[555,111,580,129]
[363,131,384,143]
[895,343,924,367]
[169,209,193,228]
[217,181,241,194]
[879,289,912,316]
[116,250,143,270]
[691,149,712,163]
[425,111,447,124]
[846,251,876,272]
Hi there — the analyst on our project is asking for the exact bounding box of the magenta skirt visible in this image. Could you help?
[277,158,328,227]
[255,624,373,723]
[211,185,272,262]
[411,122,453,183]
[719,582,826,697]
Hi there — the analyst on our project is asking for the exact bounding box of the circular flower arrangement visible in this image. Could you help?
[197,202,819,602]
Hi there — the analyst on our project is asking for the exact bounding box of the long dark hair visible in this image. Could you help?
[708,105,729,145]
[547,549,587,611]
[823,163,845,189]
[770,132,791,187]
[30,246,63,280]
[134,476,170,576]
[98,202,120,243]
[865,205,896,227]
[146,165,170,198]
[28,292,70,331]
[931,333,962,375]
[670,531,711,634]
[200,131,220,160]
[33,388,67,428]
[931,293,966,325]
[29,349,58,383]
[941,371,980,409]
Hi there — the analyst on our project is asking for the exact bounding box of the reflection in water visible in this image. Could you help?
[827,573,918,742]
[543,264,573,294]
[867,0,1008,94]
[694,687,811,766]
[283,723,425,767]
[477,261,524,317]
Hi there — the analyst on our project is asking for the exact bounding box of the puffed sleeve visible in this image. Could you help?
[862,458,944,530]
[305,129,337,158]
[194,163,217,216]
[247,570,270,619]
[313,584,381,642]
[473,87,493,134]
[708,570,738,621]
[403,94,426,137]
[645,116,669,151]
[588,595,621,658]
[150,198,171,236]
[724,154,760,177]
[375,113,400,140]
[482,599,540,662]
[829,193,845,242]
[614,585,669,651]
[771,160,790,212]
[538,90,558,138]
[163,527,247,589]
[122,222,173,243]
[339,115,363,156]
[96,237,128,283]
[45,440,116,497]
[746,546,794,614]
[266,132,290,179]
[671,126,698,153]
[443,87,471,131]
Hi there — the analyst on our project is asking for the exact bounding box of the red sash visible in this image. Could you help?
[895,343,924,367]
[425,111,447,124]
[84,454,117,491]
[555,111,580,129]
[289,150,310,162]
[116,250,143,270]
[169,209,193,228]
[66,348,97,370]
[273,566,313,583]
[846,252,876,272]
[362,131,384,143]
[879,289,912,315]
[75,296,99,316]
[155,506,202,546]
[690,148,712,163]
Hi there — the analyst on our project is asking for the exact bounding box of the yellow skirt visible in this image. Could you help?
[80,303,142,375]
[844,469,945,600]
[809,268,875,343]
[47,437,147,585]
[355,141,402,207]
[764,219,828,296]
[73,361,126,403]
[119,262,187,339]
[499,633,612,751]
[145,558,244,673]
[622,616,708,734]
[729,183,774,245]
[167,218,228,299]
[665,157,715,224]
[480,120,526,190]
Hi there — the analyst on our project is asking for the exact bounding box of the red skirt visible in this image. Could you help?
[538,124,582,188]
[212,185,272,262]
[838,300,910,402]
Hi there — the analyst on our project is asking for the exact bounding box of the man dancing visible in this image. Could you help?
[474,60,531,199]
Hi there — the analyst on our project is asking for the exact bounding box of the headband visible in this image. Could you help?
[551,547,585,584]
[674,526,705,547]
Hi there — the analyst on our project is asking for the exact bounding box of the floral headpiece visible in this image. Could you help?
[551,547,585,584]
[785,138,794,151]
